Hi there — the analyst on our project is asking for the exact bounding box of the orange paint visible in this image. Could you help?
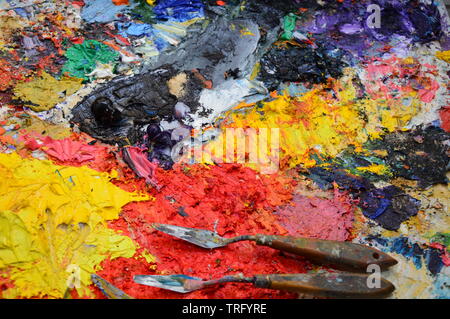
[112,0,129,5]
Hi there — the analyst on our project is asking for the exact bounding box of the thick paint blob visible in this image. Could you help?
[103,163,315,298]
[62,40,119,80]
[0,153,149,298]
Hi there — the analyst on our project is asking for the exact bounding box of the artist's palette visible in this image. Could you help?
[0,0,448,299]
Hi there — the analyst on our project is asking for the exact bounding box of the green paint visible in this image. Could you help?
[430,233,450,248]
[61,40,119,81]
[131,0,156,24]
[280,14,297,41]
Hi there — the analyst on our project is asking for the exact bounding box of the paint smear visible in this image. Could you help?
[201,69,424,170]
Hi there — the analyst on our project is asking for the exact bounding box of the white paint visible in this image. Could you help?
[191,79,268,128]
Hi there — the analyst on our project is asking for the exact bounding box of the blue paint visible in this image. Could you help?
[153,36,169,51]
[116,20,183,52]
[81,0,135,23]
[432,272,450,299]
[117,22,155,37]
[145,110,157,116]
[366,198,390,219]
[153,0,204,22]
[368,236,445,275]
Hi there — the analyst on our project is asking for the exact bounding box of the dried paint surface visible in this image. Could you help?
[0,0,448,299]
[13,73,83,112]
[275,188,355,241]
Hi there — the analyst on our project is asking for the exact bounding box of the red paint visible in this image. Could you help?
[0,59,32,91]
[0,135,16,146]
[70,37,85,44]
[88,255,157,299]
[102,164,310,298]
[23,138,41,151]
[429,243,450,266]
[71,1,85,8]
[105,30,131,46]
[191,69,213,89]
[45,137,117,172]
[0,271,14,299]
[439,106,450,132]
[20,134,117,172]
[112,0,129,5]
[42,137,97,163]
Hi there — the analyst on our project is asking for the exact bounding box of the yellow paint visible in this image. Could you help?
[357,96,421,139]
[239,26,255,36]
[403,57,415,65]
[168,72,187,98]
[139,250,157,266]
[5,114,72,141]
[200,72,422,170]
[0,16,25,44]
[0,153,149,298]
[372,149,388,157]
[389,180,450,238]
[436,50,450,63]
[146,0,155,5]
[250,62,260,81]
[13,72,83,112]
[356,164,390,175]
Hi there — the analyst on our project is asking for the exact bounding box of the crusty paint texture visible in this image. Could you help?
[0,153,149,298]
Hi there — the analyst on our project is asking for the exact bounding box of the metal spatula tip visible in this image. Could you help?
[134,274,202,293]
[152,223,228,249]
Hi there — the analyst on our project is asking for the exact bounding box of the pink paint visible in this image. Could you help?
[122,146,158,186]
[365,57,440,103]
[275,188,355,242]
[42,137,97,163]
[366,57,396,81]
[418,80,440,103]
